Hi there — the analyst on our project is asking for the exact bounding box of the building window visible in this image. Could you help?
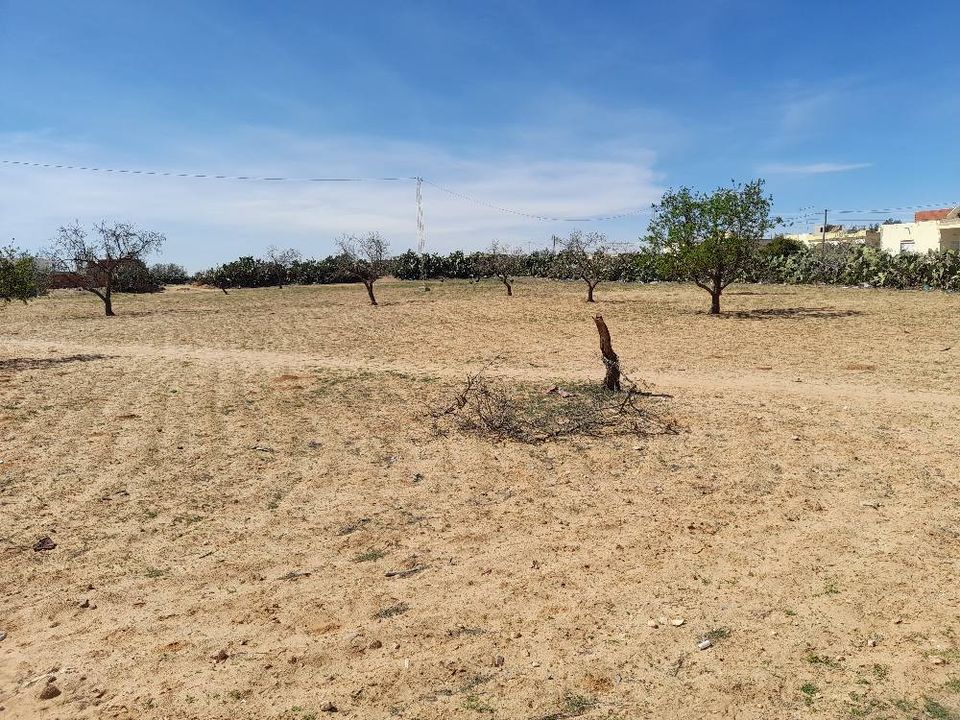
[900,240,915,253]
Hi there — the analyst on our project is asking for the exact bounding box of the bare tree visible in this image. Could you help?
[48,221,166,316]
[483,240,523,296]
[555,230,618,302]
[336,232,390,306]
[265,245,302,289]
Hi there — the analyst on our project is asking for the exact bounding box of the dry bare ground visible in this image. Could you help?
[1,279,959,720]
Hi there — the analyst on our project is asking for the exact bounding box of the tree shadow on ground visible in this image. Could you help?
[0,354,112,372]
[100,308,224,318]
[723,307,864,320]
[595,297,679,305]
[726,290,797,296]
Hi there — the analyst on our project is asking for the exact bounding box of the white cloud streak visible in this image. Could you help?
[758,161,872,175]
[0,129,663,270]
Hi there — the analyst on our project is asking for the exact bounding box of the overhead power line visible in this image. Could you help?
[0,157,655,224]
[833,202,959,215]
[3,157,954,226]
[0,158,413,183]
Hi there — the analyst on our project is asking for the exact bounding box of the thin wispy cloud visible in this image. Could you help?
[759,79,865,152]
[0,129,663,269]
[759,162,873,176]
[777,90,840,138]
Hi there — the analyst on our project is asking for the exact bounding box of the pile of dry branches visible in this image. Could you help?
[430,369,677,444]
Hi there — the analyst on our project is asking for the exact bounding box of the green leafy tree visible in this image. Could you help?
[647,179,778,314]
[0,245,45,304]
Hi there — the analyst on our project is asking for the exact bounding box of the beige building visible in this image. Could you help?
[784,225,880,249]
[879,207,960,254]
[785,206,960,254]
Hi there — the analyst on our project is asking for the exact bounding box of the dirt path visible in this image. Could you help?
[4,335,958,411]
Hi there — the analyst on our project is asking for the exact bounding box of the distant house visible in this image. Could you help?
[879,207,960,254]
[783,225,881,249]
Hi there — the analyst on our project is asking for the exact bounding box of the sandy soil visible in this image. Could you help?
[1,279,958,719]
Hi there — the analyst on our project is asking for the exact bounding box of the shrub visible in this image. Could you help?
[761,235,807,258]
[150,262,190,285]
[0,246,46,303]
[115,259,162,293]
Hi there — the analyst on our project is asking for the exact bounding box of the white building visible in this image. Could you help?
[879,207,960,254]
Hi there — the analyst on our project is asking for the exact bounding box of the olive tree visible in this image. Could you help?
[646,179,777,314]
[49,221,166,316]
[336,232,390,306]
[0,245,45,304]
[483,240,523,296]
[555,230,618,302]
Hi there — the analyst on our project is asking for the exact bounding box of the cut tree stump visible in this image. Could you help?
[593,315,622,391]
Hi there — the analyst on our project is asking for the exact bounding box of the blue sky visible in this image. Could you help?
[1,0,958,269]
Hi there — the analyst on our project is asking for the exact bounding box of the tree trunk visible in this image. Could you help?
[503,278,512,296]
[365,280,378,306]
[710,289,721,315]
[104,276,115,316]
[593,314,621,391]
[586,281,596,303]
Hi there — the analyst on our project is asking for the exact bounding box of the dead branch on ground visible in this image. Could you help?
[430,369,677,445]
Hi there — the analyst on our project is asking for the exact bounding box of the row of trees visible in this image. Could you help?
[161,180,960,313]
[0,222,392,316]
[395,180,778,313]
[0,179,779,315]
[399,241,960,291]
[197,233,391,303]
[5,180,958,316]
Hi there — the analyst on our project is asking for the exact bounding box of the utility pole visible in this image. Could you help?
[822,209,828,257]
[416,176,427,289]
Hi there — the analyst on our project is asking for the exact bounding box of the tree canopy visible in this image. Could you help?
[336,232,391,305]
[482,240,523,296]
[646,179,777,314]
[0,245,45,304]
[553,230,618,302]
[48,221,166,316]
